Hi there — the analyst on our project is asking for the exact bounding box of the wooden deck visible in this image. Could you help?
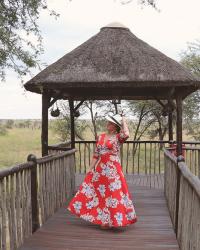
[19,174,179,250]
[76,173,165,190]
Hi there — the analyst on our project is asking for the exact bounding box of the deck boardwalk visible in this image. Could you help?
[19,174,179,250]
[76,173,165,189]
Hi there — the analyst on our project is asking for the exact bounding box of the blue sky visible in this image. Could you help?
[1,0,200,119]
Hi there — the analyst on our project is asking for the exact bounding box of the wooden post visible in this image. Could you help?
[42,90,50,156]
[198,150,200,179]
[176,95,183,156]
[69,99,75,149]
[168,102,173,141]
[27,154,40,233]
[175,94,183,236]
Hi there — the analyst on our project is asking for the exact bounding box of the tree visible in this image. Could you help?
[180,40,200,77]
[127,100,170,141]
[179,40,200,139]
[0,124,7,135]
[120,0,157,10]
[0,0,158,82]
[51,100,89,142]
[5,119,14,129]
[0,0,59,81]
[82,100,115,140]
[127,99,175,153]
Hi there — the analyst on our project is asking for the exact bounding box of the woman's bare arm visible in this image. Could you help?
[121,114,130,138]
[87,157,100,173]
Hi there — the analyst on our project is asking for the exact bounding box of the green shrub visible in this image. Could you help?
[0,125,7,136]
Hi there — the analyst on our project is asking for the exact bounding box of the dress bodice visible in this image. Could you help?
[96,133,120,156]
[93,130,129,162]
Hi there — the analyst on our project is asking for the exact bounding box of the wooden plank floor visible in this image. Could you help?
[19,177,180,250]
[125,173,164,189]
[76,173,165,189]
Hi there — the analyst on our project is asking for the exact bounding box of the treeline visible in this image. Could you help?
[0,119,42,135]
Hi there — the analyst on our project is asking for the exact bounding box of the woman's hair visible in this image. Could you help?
[115,124,121,133]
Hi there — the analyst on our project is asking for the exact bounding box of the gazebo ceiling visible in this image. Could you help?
[24,22,200,100]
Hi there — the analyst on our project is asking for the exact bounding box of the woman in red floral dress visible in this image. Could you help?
[67,112,137,229]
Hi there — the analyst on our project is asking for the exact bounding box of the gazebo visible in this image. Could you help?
[24,22,200,157]
[4,22,198,250]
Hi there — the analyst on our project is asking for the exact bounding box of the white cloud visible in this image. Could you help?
[1,0,200,118]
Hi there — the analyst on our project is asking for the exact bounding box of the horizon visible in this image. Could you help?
[1,0,200,119]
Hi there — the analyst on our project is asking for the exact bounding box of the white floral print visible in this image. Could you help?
[97,207,113,226]
[97,184,106,197]
[100,163,119,180]
[126,210,136,221]
[120,191,133,209]
[96,144,111,155]
[114,212,123,226]
[101,163,112,176]
[91,171,100,182]
[67,131,137,227]
[110,154,120,163]
[86,196,99,209]
[105,196,119,208]
[118,130,129,144]
[73,201,82,213]
[95,133,122,157]
[80,213,95,222]
[109,179,122,192]
[81,182,96,198]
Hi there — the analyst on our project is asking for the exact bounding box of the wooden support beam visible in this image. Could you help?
[27,154,40,233]
[168,112,173,141]
[176,95,183,156]
[42,90,50,156]
[175,94,183,237]
[48,92,63,108]
[154,97,165,108]
[74,100,85,112]
[69,99,75,149]
[168,100,173,141]
[48,97,59,108]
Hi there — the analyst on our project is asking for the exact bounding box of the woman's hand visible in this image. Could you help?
[119,110,130,139]
[120,110,125,117]
[86,158,99,174]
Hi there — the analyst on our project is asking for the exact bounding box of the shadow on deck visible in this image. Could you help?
[19,174,179,250]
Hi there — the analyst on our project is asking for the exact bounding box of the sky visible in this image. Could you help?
[1,0,200,119]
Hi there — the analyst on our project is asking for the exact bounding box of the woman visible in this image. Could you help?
[67,112,137,229]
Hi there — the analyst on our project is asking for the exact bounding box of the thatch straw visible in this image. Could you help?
[24,23,200,99]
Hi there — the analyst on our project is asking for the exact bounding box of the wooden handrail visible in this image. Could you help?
[48,141,200,176]
[0,149,77,250]
[37,149,77,164]
[49,140,200,145]
[0,149,77,179]
[178,161,200,198]
[0,161,35,179]
[163,148,177,163]
[164,149,200,250]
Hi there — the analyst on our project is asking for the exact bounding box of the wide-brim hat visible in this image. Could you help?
[105,114,122,128]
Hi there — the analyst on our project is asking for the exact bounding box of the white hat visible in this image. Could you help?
[105,114,122,127]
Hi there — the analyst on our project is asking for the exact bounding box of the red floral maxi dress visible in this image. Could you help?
[66,130,138,227]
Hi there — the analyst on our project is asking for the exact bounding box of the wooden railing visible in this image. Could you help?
[0,149,76,250]
[163,149,178,228]
[167,141,200,177]
[48,141,71,154]
[164,149,200,250]
[49,140,200,176]
[74,140,169,174]
[184,146,200,178]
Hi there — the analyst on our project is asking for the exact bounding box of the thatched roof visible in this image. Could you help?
[24,22,200,100]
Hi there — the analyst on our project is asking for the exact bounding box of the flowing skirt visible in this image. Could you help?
[67,153,138,227]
